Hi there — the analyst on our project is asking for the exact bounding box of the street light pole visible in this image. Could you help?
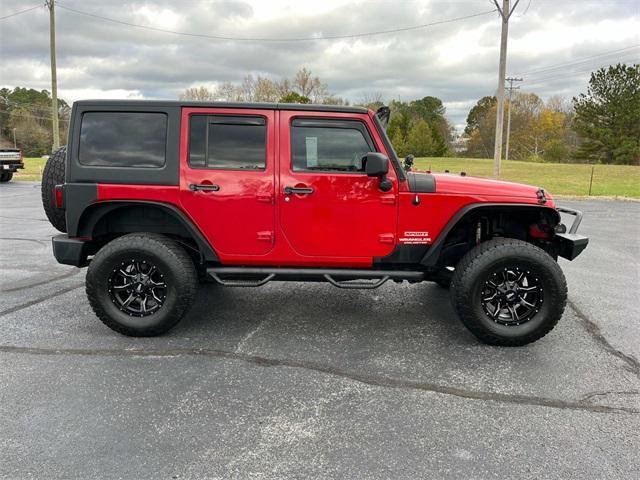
[46,0,60,152]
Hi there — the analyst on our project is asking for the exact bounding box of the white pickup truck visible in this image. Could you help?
[0,149,23,182]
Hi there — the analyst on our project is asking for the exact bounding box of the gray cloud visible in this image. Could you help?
[1,0,638,128]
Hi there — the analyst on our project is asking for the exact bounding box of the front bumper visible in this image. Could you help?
[52,234,90,267]
[1,162,24,173]
[555,207,589,260]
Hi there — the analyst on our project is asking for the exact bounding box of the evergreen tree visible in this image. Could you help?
[572,63,640,164]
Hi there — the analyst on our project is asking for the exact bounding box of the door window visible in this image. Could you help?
[189,115,266,170]
[291,119,374,173]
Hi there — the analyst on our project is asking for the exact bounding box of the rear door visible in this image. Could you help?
[179,107,275,256]
[278,112,398,258]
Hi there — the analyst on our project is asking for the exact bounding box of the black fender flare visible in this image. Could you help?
[420,203,561,267]
[76,200,219,262]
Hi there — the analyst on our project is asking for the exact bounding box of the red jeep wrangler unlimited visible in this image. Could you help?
[42,100,588,346]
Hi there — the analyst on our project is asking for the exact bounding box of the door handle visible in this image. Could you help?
[284,186,314,195]
[189,183,220,192]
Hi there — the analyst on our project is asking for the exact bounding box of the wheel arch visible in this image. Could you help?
[76,201,219,263]
[421,203,561,268]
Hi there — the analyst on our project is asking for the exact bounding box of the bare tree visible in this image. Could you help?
[240,75,256,102]
[254,76,280,102]
[179,86,217,101]
[293,67,327,101]
[217,82,242,101]
[359,92,385,110]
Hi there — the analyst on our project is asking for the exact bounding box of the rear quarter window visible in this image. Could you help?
[79,112,167,168]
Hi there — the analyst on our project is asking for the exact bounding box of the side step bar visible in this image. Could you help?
[207,267,424,289]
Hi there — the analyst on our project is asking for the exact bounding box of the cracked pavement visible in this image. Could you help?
[1,182,639,479]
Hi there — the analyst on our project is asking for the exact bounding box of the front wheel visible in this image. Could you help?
[86,233,198,337]
[450,238,567,346]
[0,172,13,182]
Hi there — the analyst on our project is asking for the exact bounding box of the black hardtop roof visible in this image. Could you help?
[73,99,369,114]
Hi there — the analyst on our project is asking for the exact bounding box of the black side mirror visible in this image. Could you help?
[363,152,389,177]
[403,154,414,172]
[363,152,392,192]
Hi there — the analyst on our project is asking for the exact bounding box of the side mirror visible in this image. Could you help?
[363,152,389,177]
[403,154,414,172]
[363,152,392,192]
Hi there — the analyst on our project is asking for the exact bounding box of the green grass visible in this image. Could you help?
[14,156,640,198]
[13,157,48,181]
[414,157,640,198]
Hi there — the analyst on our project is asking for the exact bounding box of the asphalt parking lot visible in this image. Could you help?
[1,181,639,479]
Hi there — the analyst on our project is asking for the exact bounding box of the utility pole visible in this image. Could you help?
[13,128,17,149]
[504,76,522,161]
[492,0,520,178]
[46,0,60,151]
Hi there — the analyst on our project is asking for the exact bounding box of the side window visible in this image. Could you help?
[189,115,266,170]
[79,112,167,168]
[291,120,374,173]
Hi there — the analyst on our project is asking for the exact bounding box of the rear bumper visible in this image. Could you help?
[555,206,589,260]
[52,234,89,267]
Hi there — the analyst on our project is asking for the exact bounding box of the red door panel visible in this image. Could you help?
[278,111,398,258]
[179,108,275,256]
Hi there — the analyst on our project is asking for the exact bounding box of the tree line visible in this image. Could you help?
[0,87,70,156]
[463,64,639,165]
[180,68,453,158]
[179,67,348,106]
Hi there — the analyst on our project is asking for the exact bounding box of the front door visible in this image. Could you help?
[180,108,275,256]
[278,112,398,258]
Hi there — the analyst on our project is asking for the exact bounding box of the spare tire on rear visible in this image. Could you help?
[41,146,67,233]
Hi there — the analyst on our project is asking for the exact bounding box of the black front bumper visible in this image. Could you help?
[1,162,24,173]
[52,234,90,267]
[555,207,589,260]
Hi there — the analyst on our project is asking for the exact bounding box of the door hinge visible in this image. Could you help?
[256,193,273,204]
[257,231,274,242]
[379,233,395,244]
[380,195,396,205]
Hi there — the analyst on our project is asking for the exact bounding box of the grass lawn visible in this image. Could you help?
[13,157,48,182]
[13,156,640,198]
[414,157,640,198]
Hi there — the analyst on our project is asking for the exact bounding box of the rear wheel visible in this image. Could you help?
[41,146,67,232]
[86,233,198,337]
[450,238,567,346]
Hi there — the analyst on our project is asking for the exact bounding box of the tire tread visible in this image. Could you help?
[41,146,67,232]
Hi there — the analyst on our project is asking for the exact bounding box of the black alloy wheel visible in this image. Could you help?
[108,259,167,317]
[480,267,543,326]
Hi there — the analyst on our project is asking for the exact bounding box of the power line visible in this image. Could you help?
[0,4,41,21]
[521,56,640,86]
[516,45,640,77]
[55,3,497,42]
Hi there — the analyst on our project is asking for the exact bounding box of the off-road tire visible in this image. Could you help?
[41,146,67,232]
[0,172,13,182]
[450,238,567,346]
[86,233,198,337]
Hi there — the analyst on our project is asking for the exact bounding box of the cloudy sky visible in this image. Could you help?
[1,0,638,129]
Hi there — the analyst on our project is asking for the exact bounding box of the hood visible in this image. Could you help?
[428,172,551,201]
